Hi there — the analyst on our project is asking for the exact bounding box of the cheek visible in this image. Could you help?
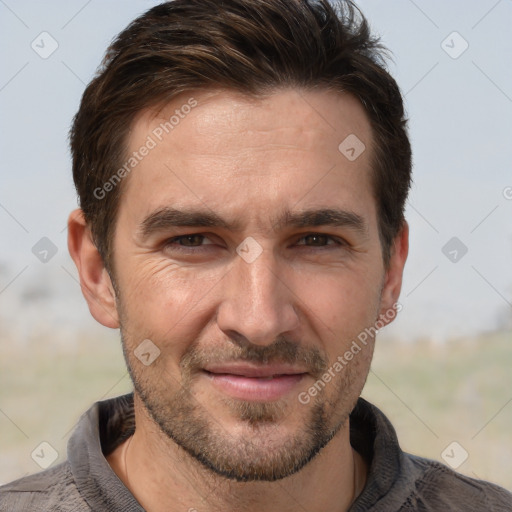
[117,257,222,350]
[295,267,382,342]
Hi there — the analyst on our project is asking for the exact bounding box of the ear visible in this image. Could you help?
[67,208,120,329]
[377,221,409,325]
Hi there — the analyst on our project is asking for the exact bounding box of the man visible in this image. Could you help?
[1,0,510,510]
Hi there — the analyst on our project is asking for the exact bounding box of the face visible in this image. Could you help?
[107,88,402,481]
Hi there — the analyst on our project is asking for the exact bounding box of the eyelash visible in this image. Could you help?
[163,233,346,252]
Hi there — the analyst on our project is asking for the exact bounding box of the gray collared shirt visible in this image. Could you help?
[1,393,511,511]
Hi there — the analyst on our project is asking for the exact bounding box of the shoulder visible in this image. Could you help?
[401,453,512,511]
[350,398,511,511]
[0,462,90,512]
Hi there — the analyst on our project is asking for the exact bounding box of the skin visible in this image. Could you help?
[68,87,408,512]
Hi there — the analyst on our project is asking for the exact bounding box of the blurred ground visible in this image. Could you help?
[1,328,511,491]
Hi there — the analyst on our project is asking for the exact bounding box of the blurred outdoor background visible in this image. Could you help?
[1,0,511,491]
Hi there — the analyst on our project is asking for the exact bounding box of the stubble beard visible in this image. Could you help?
[120,329,367,482]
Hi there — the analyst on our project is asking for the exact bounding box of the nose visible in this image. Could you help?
[216,245,300,346]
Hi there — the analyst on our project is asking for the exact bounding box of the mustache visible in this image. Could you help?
[180,336,328,378]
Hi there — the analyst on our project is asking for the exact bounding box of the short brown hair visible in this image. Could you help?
[70,0,411,274]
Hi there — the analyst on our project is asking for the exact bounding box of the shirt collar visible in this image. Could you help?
[68,393,406,511]
[68,393,142,511]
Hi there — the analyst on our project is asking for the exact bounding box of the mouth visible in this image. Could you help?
[202,363,309,401]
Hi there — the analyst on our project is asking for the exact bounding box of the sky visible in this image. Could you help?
[0,0,511,343]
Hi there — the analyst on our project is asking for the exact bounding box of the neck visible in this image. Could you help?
[107,397,367,512]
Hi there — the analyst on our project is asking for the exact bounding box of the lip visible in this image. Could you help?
[202,363,308,401]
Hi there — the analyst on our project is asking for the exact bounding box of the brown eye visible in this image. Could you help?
[297,234,339,247]
[176,234,205,246]
[165,234,215,249]
[303,234,329,246]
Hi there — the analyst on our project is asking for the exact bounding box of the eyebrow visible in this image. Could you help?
[138,206,368,239]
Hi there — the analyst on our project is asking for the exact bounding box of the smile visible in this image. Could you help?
[202,364,308,401]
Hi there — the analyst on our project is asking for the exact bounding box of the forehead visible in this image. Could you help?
[137,87,372,159]
[119,87,375,231]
